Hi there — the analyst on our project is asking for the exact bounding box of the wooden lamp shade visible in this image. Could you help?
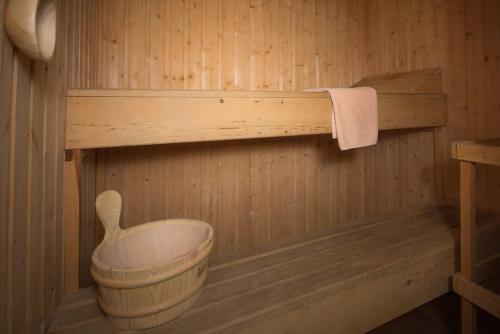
[4,0,56,61]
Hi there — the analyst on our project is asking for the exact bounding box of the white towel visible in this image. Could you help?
[308,87,378,150]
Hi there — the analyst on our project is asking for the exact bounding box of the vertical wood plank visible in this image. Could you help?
[95,149,106,243]
[0,2,15,330]
[143,147,165,222]
[78,149,96,287]
[64,151,80,292]
[460,160,477,334]
[74,0,499,276]
[250,141,271,247]
[443,0,467,200]
[6,50,19,334]
[0,0,100,331]
[234,142,251,252]
[235,0,250,91]
[55,0,68,308]
[25,59,35,331]
[46,24,57,328]
[263,0,279,90]
[249,0,264,90]
[170,0,185,89]
[201,0,220,90]
[149,0,166,89]
[12,54,32,334]
[129,0,148,89]
[222,0,236,90]
[30,61,47,334]
[186,0,203,90]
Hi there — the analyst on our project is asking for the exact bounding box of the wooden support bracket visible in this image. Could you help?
[64,149,80,292]
[453,273,500,319]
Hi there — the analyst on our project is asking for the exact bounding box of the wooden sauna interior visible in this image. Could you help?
[1,0,500,333]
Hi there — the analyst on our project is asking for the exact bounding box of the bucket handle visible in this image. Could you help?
[96,190,123,241]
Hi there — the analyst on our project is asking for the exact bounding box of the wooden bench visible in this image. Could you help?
[49,205,500,334]
[63,68,449,293]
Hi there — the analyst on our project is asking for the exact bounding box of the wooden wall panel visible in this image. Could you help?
[366,0,499,209]
[0,0,86,332]
[463,0,500,210]
[75,0,440,275]
[0,0,14,328]
[74,0,499,286]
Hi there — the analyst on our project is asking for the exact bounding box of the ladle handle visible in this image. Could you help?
[96,190,122,241]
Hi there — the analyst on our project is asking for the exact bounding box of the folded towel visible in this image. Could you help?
[308,87,378,150]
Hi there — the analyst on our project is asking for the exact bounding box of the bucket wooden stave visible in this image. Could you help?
[91,190,214,329]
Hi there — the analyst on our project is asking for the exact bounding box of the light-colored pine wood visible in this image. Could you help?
[64,150,80,292]
[91,190,214,329]
[352,67,443,94]
[48,206,500,334]
[29,61,47,334]
[4,0,57,61]
[0,0,86,332]
[65,1,500,311]
[64,89,446,149]
[77,0,453,282]
[78,149,97,287]
[94,149,106,244]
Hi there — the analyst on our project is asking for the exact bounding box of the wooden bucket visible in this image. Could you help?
[91,190,214,329]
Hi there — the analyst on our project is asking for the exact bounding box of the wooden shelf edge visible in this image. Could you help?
[65,90,447,150]
[352,67,444,94]
[66,88,445,99]
[452,139,500,167]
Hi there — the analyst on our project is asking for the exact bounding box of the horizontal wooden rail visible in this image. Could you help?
[453,273,500,319]
[65,89,446,149]
[452,139,500,167]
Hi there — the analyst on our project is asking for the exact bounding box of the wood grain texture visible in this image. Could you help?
[92,190,214,329]
[459,161,477,334]
[48,206,500,334]
[452,139,500,167]
[457,0,500,210]
[0,0,494,331]
[64,151,80,292]
[353,67,444,94]
[0,0,84,332]
[453,273,500,320]
[61,0,500,294]
[65,89,446,149]
[75,0,454,277]
[453,140,500,334]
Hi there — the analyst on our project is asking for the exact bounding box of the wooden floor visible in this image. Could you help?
[49,205,500,334]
